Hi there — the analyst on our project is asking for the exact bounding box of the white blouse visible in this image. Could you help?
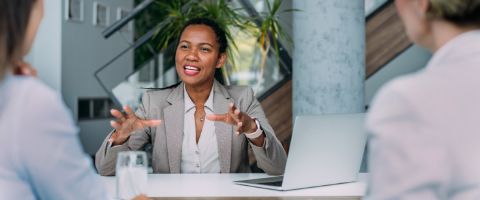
[181,86,220,173]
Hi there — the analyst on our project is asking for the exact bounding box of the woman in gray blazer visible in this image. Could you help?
[95,18,287,176]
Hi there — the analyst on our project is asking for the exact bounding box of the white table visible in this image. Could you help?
[101,173,367,199]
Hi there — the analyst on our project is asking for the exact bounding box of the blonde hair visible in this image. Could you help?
[427,0,480,26]
[0,0,36,80]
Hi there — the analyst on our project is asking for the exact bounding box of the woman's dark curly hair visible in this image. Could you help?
[177,18,229,54]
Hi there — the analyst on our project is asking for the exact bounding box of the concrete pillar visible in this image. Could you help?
[292,0,365,117]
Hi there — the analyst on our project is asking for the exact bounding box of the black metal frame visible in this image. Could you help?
[365,0,393,21]
[102,0,154,38]
[94,25,158,109]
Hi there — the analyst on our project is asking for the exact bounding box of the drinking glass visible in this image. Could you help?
[116,151,148,200]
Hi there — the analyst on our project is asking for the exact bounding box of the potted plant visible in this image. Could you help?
[134,0,296,92]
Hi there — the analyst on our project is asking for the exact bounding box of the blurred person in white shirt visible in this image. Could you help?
[366,0,480,199]
[0,0,148,199]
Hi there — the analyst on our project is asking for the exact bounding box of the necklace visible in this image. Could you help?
[195,105,206,122]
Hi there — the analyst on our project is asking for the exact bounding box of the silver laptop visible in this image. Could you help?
[234,113,367,191]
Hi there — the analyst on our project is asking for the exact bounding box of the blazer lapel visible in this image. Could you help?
[163,83,184,173]
[213,80,233,173]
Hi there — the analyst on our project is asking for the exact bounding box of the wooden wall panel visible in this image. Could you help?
[260,80,292,153]
[249,80,292,166]
[366,2,412,78]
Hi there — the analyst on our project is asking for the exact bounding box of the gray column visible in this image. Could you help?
[292,0,365,117]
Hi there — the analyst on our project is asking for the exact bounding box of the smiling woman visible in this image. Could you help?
[175,20,227,91]
[95,18,287,176]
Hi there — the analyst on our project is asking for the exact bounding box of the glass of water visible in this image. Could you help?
[116,151,148,200]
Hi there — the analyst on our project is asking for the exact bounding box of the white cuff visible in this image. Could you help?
[244,119,263,139]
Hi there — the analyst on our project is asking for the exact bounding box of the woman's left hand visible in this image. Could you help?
[13,60,37,76]
[206,102,258,135]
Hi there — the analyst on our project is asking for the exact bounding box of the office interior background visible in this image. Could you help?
[26,0,431,161]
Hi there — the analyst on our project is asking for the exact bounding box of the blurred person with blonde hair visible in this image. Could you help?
[366,0,480,199]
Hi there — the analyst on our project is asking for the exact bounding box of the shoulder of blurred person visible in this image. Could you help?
[0,75,110,199]
[367,30,480,148]
[0,75,72,130]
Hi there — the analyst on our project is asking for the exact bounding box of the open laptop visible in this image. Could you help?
[234,113,367,191]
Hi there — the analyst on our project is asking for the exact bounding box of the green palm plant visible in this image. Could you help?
[134,0,295,83]
[255,0,297,88]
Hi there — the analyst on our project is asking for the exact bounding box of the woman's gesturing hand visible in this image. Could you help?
[206,103,258,135]
[109,106,161,145]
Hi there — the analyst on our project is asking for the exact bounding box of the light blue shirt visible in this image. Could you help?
[0,75,109,200]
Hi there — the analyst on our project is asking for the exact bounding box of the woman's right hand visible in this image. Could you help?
[108,106,161,145]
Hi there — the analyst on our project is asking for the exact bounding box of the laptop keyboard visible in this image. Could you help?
[236,176,284,187]
[257,180,283,186]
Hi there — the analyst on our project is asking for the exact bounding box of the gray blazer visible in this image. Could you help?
[95,80,287,176]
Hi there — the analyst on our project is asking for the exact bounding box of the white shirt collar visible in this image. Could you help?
[184,84,214,113]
